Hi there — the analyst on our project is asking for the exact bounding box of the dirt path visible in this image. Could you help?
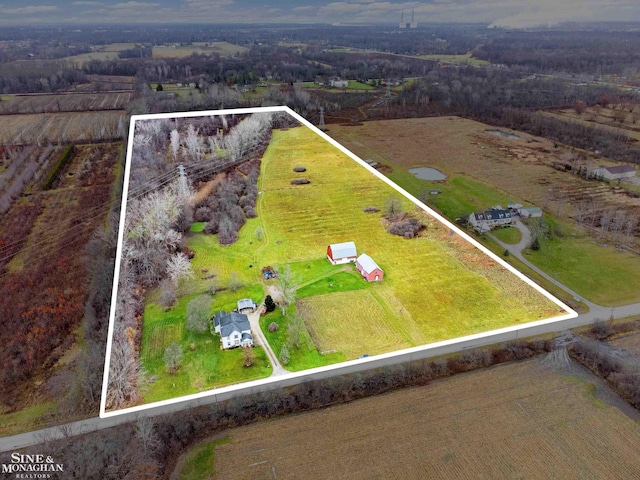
[246,309,287,376]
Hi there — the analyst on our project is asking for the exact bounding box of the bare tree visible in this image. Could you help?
[276,265,298,314]
[287,312,305,349]
[170,129,180,161]
[166,252,194,285]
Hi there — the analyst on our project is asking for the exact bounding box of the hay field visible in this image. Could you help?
[0,110,125,144]
[259,126,561,345]
[298,289,426,358]
[211,358,640,479]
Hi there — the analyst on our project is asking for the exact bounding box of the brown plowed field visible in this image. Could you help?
[329,117,640,233]
[211,358,640,479]
[0,92,132,114]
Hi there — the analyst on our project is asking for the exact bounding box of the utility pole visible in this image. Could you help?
[319,106,325,131]
[177,164,189,201]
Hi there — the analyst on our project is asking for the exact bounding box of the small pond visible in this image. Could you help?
[487,129,520,140]
[409,167,447,181]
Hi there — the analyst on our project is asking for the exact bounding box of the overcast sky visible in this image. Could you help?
[0,0,638,28]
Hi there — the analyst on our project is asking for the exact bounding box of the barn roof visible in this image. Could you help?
[329,241,357,259]
[214,312,251,338]
[357,253,382,274]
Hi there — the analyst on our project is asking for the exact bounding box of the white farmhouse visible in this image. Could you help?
[468,209,513,233]
[213,312,253,349]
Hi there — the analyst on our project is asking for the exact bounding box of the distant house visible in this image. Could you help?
[468,209,513,233]
[356,253,384,282]
[237,298,257,314]
[327,241,357,265]
[213,312,253,349]
[592,165,636,181]
[329,79,349,88]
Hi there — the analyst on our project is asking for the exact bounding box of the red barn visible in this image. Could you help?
[356,253,384,282]
[327,241,357,265]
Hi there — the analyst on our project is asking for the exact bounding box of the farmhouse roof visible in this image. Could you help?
[357,253,381,274]
[603,165,635,175]
[329,241,357,259]
[214,312,251,337]
[472,209,512,221]
[237,298,256,310]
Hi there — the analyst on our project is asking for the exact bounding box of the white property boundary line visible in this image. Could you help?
[100,105,577,418]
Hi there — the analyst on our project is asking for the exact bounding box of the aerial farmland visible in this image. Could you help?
[106,109,568,409]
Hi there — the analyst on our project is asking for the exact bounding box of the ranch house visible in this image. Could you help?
[356,253,384,282]
[327,241,357,265]
[468,209,513,233]
[213,312,253,349]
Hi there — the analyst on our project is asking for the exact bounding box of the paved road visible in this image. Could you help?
[4,223,640,453]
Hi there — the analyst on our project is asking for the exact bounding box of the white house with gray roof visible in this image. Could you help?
[468,209,513,233]
[213,312,253,349]
[326,241,357,265]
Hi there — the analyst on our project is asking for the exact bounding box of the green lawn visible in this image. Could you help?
[260,306,344,371]
[176,437,230,480]
[296,270,368,298]
[347,80,374,90]
[387,169,513,219]
[190,221,206,233]
[526,218,640,306]
[492,226,522,245]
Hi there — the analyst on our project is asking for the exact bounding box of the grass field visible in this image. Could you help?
[217,127,559,354]
[260,306,345,371]
[172,124,561,375]
[527,217,640,306]
[207,357,640,479]
[328,117,640,305]
[492,226,522,244]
